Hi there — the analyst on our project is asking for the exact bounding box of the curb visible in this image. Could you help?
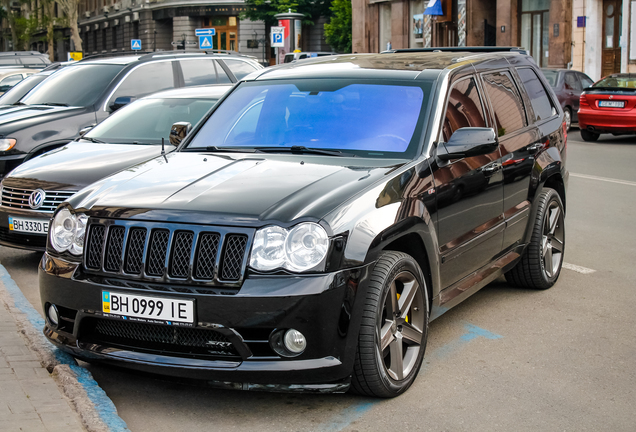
[0,262,130,432]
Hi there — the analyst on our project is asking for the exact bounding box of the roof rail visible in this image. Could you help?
[80,51,153,61]
[384,47,530,55]
[137,50,245,60]
[0,51,47,57]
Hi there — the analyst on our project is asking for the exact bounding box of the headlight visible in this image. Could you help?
[250,222,329,272]
[0,138,16,151]
[50,208,88,255]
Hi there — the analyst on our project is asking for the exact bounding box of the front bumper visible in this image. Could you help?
[0,207,50,251]
[40,253,372,390]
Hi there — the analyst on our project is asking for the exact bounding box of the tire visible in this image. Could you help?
[563,107,572,132]
[505,188,565,289]
[580,129,600,142]
[351,251,429,398]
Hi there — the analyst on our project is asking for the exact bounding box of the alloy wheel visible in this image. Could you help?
[542,202,565,278]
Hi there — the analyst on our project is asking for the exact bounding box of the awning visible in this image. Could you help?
[424,0,444,15]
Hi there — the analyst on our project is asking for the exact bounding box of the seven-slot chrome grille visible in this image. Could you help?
[84,219,252,286]
[1,186,75,212]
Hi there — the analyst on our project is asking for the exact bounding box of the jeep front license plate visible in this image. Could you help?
[8,216,49,234]
[102,291,195,326]
[599,100,625,108]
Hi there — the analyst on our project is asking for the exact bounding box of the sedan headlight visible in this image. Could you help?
[50,208,88,255]
[250,222,329,272]
[0,138,16,151]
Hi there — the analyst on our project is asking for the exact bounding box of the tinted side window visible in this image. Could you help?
[579,74,594,88]
[214,60,232,84]
[441,77,487,142]
[564,72,579,90]
[517,68,555,123]
[109,61,175,109]
[482,71,526,137]
[222,59,258,80]
[180,59,218,86]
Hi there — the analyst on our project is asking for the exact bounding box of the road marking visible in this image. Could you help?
[0,264,131,432]
[320,323,502,431]
[562,262,596,274]
[571,173,636,187]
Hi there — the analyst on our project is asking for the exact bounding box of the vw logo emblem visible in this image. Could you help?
[29,189,46,210]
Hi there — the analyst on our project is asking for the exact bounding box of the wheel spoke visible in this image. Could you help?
[544,244,553,277]
[398,279,418,320]
[542,236,550,256]
[400,322,423,345]
[550,235,564,253]
[389,281,399,316]
[548,206,560,235]
[380,321,395,352]
[389,333,404,380]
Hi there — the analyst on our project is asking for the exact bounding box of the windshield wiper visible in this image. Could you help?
[182,146,263,153]
[256,146,356,157]
[81,137,106,144]
[40,102,69,107]
[12,102,25,106]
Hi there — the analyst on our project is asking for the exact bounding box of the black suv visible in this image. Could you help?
[0,51,262,177]
[40,50,568,398]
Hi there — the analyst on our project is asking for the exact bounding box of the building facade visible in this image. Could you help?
[353,0,636,78]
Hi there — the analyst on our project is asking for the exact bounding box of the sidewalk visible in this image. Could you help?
[0,295,84,432]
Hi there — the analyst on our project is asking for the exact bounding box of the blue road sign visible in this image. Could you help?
[198,35,213,49]
[195,28,216,36]
[131,39,142,50]
[272,32,283,45]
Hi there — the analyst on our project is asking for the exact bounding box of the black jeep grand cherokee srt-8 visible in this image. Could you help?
[40,49,568,398]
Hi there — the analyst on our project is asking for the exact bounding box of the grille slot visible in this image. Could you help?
[0,187,75,212]
[124,228,146,274]
[169,231,194,278]
[84,221,250,285]
[104,226,125,272]
[83,318,240,357]
[146,229,169,277]
[86,225,106,270]
[194,232,220,279]
[221,235,247,281]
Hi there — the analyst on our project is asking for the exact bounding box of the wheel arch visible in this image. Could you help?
[542,173,566,212]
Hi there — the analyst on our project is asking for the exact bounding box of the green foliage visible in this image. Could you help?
[324,0,351,53]
[241,0,332,26]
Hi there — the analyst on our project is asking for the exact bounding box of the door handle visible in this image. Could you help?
[527,142,544,153]
[482,162,501,174]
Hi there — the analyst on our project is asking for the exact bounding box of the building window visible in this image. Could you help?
[102,28,107,51]
[520,0,550,67]
[133,21,139,40]
[93,31,97,53]
[112,26,118,49]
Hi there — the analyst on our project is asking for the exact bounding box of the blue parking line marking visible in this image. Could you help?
[320,322,503,431]
[0,263,131,432]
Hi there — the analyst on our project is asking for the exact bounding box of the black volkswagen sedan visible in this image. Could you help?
[40,50,568,398]
[0,85,230,251]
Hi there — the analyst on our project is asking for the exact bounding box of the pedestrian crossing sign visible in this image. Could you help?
[199,35,213,49]
[131,39,142,50]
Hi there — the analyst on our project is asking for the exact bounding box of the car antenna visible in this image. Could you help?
[161,138,168,163]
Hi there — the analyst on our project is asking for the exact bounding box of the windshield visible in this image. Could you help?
[593,75,636,88]
[186,79,431,158]
[542,70,558,87]
[21,64,124,107]
[86,97,219,144]
[0,74,48,105]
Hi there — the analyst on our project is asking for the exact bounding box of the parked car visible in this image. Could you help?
[542,68,594,131]
[283,52,336,63]
[0,51,51,68]
[0,65,64,108]
[0,85,231,251]
[0,68,37,94]
[40,49,567,398]
[0,51,262,178]
[578,73,636,141]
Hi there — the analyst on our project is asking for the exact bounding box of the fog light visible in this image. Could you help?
[283,329,306,354]
[47,304,59,328]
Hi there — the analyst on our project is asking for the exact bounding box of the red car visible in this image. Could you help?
[578,73,636,141]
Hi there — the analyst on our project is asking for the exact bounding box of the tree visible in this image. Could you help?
[56,0,82,52]
[241,0,332,26]
[324,0,351,53]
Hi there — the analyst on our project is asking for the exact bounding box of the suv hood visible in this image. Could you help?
[0,105,82,129]
[70,152,402,226]
[3,142,165,191]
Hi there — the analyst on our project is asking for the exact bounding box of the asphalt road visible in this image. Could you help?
[2,129,635,431]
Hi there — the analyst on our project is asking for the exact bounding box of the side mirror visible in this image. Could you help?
[79,125,94,137]
[109,96,134,112]
[169,122,192,146]
[436,127,497,161]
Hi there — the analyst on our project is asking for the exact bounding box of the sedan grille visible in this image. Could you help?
[84,220,251,285]
[1,186,75,213]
